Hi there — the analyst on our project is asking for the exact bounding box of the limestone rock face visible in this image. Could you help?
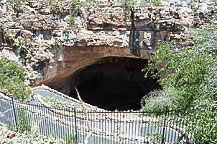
[0,0,216,85]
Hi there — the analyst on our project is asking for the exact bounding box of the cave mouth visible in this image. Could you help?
[47,57,160,111]
[68,57,160,111]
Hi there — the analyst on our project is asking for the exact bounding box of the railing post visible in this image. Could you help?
[73,107,78,143]
[0,28,4,51]
[161,106,168,144]
[11,95,18,131]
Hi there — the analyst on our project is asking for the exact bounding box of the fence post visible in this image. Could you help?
[73,107,78,143]
[11,95,18,131]
[0,28,4,51]
[161,106,168,144]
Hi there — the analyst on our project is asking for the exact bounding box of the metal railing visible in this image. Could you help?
[0,96,194,144]
[0,28,4,52]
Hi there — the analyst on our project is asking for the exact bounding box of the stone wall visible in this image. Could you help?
[0,0,216,85]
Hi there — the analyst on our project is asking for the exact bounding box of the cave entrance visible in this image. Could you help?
[68,57,160,111]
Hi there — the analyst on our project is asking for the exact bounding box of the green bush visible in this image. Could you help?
[185,100,217,143]
[0,24,11,39]
[142,24,217,142]
[18,37,28,55]
[124,0,133,8]
[67,16,79,31]
[17,107,31,133]
[154,0,162,6]
[143,24,217,110]
[70,0,77,9]
[67,16,75,27]
[0,58,31,100]
[141,88,177,112]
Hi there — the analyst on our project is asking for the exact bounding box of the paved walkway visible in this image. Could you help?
[0,87,181,144]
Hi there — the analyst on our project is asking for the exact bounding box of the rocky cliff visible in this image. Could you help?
[0,0,216,87]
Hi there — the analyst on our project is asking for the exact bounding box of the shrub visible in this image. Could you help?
[18,37,28,55]
[185,100,217,143]
[67,16,75,27]
[67,16,79,30]
[17,107,31,133]
[143,24,217,110]
[0,58,31,100]
[125,0,133,8]
[141,88,177,111]
[0,24,11,39]
[154,0,162,6]
[70,0,77,9]
[143,24,217,142]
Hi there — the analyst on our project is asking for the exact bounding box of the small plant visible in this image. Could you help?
[17,107,31,133]
[141,88,177,112]
[0,24,11,39]
[147,133,163,144]
[213,0,217,4]
[117,126,124,142]
[67,16,75,27]
[95,106,98,110]
[27,54,32,59]
[18,37,28,55]
[17,37,32,65]
[121,0,132,8]
[154,0,162,6]
[70,0,77,9]
[66,16,80,31]
[50,3,58,12]
[3,27,10,38]
[65,133,77,144]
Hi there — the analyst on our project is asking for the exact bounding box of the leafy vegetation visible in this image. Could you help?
[0,58,31,100]
[185,100,217,143]
[140,89,175,112]
[17,107,31,133]
[146,133,163,144]
[66,15,80,31]
[70,0,78,9]
[122,0,133,8]
[18,37,29,56]
[154,0,162,6]
[64,133,77,144]
[0,24,11,39]
[67,16,75,27]
[116,126,124,142]
[143,24,216,110]
[141,24,217,142]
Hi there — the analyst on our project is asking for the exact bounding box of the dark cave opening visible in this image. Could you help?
[69,57,160,111]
